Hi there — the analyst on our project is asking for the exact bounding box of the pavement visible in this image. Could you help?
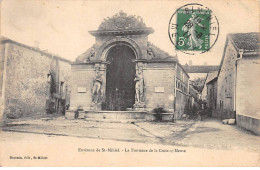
[1,116,260,151]
[169,118,260,151]
[1,117,194,144]
[1,116,260,166]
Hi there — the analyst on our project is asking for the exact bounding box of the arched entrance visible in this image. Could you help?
[103,45,136,111]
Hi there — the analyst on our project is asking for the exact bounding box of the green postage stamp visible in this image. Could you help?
[169,4,219,55]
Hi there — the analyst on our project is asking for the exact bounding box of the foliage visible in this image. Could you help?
[5,104,23,119]
[190,77,206,92]
[152,107,168,121]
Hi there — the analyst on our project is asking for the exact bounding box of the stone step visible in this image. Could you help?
[84,118,145,124]
[85,111,148,120]
[66,110,174,121]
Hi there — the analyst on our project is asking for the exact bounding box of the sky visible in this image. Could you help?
[0,0,259,65]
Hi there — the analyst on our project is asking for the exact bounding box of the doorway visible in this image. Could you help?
[103,45,136,111]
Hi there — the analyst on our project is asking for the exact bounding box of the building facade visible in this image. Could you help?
[175,63,190,119]
[206,72,218,116]
[70,11,189,120]
[216,32,260,134]
[0,37,71,122]
[216,35,237,119]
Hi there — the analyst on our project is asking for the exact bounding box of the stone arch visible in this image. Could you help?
[104,45,136,110]
[97,37,142,61]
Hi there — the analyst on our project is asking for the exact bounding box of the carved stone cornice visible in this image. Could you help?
[99,11,146,30]
[89,11,154,36]
[132,58,178,63]
[71,60,111,65]
[89,28,154,36]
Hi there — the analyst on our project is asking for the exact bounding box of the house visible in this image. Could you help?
[217,32,260,134]
[174,63,190,119]
[205,71,218,116]
[188,83,200,108]
[0,37,71,122]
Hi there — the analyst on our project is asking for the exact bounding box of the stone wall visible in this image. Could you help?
[0,42,6,123]
[217,39,237,115]
[236,114,260,135]
[236,56,260,134]
[70,64,95,110]
[206,80,217,111]
[70,62,183,114]
[212,109,235,119]
[143,64,175,111]
[175,90,188,119]
[59,59,72,90]
[175,63,189,119]
[0,44,5,98]
[1,41,71,119]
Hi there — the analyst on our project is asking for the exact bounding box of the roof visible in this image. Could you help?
[0,37,9,42]
[177,62,190,78]
[76,41,178,62]
[182,64,219,73]
[0,36,72,63]
[206,71,218,85]
[76,44,96,62]
[147,41,178,60]
[229,32,259,52]
[217,32,259,77]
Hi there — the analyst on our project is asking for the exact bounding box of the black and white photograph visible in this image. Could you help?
[0,0,259,167]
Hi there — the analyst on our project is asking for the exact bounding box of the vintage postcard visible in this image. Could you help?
[0,0,259,167]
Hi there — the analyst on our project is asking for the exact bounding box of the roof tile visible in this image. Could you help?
[230,32,259,51]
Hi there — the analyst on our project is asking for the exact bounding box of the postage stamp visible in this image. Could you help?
[168,3,219,55]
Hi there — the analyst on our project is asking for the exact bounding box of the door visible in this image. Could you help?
[103,45,136,111]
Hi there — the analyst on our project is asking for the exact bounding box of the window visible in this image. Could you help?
[60,82,64,93]
[219,100,224,110]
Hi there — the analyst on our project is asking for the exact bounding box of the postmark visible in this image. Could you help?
[168,3,219,55]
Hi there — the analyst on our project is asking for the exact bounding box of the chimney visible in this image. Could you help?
[238,49,244,58]
[34,41,40,49]
[189,60,192,65]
